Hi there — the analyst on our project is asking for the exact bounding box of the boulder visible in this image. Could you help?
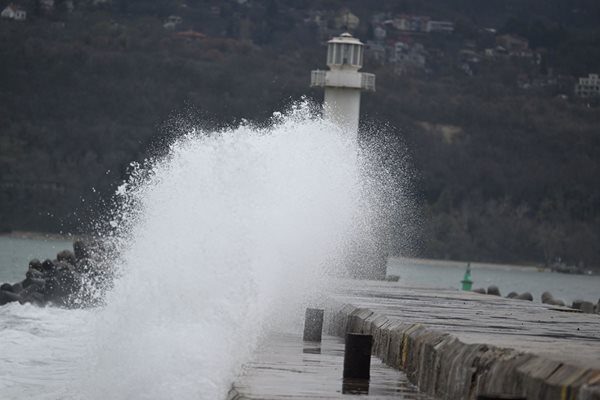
[25,267,44,281]
[571,299,584,310]
[0,290,21,305]
[44,262,80,306]
[57,250,76,266]
[487,285,501,296]
[73,240,90,262]
[41,259,55,273]
[11,282,23,293]
[506,292,518,299]
[19,292,45,307]
[541,291,553,304]
[0,283,13,292]
[580,301,595,314]
[29,258,42,271]
[515,292,533,301]
[22,277,45,289]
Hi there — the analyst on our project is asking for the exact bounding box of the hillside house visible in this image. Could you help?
[426,20,454,33]
[365,40,386,63]
[40,0,54,12]
[163,15,182,30]
[390,41,426,68]
[496,34,529,52]
[575,74,600,98]
[393,15,429,32]
[1,4,26,20]
[374,25,386,40]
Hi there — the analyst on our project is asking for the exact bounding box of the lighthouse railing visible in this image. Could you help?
[310,70,327,87]
[360,73,376,92]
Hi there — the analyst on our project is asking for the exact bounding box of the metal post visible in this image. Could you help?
[303,308,324,342]
[462,262,473,291]
[343,333,372,380]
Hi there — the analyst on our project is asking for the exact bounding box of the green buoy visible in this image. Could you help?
[461,263,473,291]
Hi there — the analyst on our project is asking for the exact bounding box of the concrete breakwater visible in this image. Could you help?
[326,282,600,400]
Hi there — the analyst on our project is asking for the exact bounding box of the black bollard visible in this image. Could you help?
[342,379,369,395]
[303,308,324,342]
[343,333,373,380]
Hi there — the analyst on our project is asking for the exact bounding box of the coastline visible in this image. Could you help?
[0,231,79,242]
[391,256,541,272]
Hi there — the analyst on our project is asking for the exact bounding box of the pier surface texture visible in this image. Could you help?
[231,281,600,400]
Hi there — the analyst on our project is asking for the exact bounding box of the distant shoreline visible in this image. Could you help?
[390,256,541,272]
[0,235,551,272]
[0,231,77,242]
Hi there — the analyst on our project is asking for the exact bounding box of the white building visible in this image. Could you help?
[390,41,426,69]
[310,33,375,136]
[373,25,386,41]
[365,40,386,63]
[393,15,429,32]
[163,15,182,30]
[40,0,54,12]
[426,20,454,33]
[575,74,600,98]
[1,4,26,21]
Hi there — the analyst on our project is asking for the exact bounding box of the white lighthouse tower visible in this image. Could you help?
[310,33,375,135]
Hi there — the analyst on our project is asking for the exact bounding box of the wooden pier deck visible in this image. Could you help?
[231,281,600,400]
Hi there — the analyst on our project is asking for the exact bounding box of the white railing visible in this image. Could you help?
[361,73,376,91]
[310,70,326,87]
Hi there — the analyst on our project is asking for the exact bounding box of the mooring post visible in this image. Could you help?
[303,308,324,342]
[343,333,373,380]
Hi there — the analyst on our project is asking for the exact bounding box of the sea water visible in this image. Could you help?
[0,104,379,400]
[387,258,600,305]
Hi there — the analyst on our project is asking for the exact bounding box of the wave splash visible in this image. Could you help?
[81,102,368,399]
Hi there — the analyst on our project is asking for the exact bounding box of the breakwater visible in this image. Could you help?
[0,240,107,308]
[326,281,600,400]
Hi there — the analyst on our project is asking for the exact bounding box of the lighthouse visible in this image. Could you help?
[310,32,376,136]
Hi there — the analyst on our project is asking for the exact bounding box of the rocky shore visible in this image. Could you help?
[0,240,107,308]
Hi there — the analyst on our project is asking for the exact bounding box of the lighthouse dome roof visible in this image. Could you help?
[327,32,363,46]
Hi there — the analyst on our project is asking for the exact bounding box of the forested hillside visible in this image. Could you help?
[1,0,599,269]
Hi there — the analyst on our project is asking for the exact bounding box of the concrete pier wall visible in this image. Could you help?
[326,304,600,400]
